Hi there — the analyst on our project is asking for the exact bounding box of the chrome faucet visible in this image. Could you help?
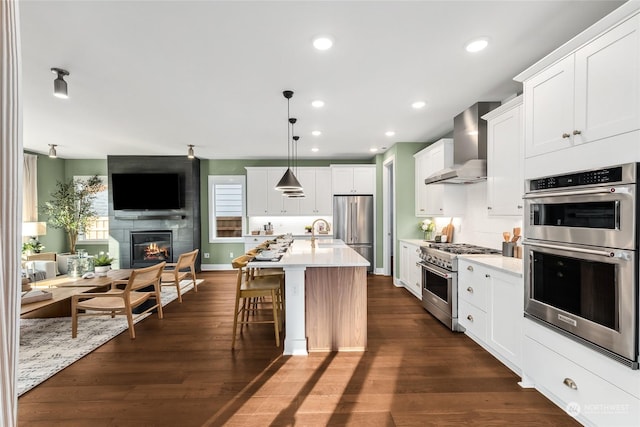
[310,218,330,248]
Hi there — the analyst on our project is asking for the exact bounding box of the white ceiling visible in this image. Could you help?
[20,0,625,160]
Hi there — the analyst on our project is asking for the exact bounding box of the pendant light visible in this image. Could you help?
[187,144,195,159]
[275,90,303,191]
[284,133,306,198]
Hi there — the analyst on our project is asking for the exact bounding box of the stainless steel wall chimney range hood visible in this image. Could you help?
[425,101,500,185]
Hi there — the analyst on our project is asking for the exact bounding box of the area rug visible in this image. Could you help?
[18,279,204,396]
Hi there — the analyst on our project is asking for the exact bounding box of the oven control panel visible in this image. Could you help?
[529,165,624,191]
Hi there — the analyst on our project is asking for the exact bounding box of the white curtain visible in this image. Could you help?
[23,153,37,221]
[1,0,23,425]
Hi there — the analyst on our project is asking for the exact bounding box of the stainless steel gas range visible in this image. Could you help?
[419,243,500,331]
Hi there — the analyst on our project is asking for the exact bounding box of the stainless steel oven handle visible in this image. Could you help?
[523,240,615,258]
[522,186,630,199]
[419,262,453,279]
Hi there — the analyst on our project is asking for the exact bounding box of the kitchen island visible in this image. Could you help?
[248,239,370,355]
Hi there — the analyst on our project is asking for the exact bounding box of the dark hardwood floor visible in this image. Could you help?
[18,272,579,426]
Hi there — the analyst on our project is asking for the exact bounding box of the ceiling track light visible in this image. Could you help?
[48,144,57,158]
[187,144,195,159]
[50,67,69,99]
[275,90,303,192]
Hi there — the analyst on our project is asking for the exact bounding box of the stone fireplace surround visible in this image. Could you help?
[107,156,201,271]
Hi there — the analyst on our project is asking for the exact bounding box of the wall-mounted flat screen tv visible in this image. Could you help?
[111,173,184,210]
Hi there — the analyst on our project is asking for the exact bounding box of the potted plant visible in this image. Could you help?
[41,175,103,255]
[22,238,45,256]
[419,219,435,241]
[93,252,115,277]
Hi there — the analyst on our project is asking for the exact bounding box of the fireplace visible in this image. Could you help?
[130,231,172,268]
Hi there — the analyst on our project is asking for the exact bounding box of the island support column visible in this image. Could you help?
[283,265,308,355]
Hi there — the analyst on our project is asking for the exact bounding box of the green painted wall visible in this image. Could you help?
[33,153,108,254]
[378,143,429,278]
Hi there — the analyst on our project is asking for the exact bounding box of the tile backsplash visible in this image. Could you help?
[453,181,523,251]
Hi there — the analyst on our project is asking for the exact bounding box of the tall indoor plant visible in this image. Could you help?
[42,175,103,254]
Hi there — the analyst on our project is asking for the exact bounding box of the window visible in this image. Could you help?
[76,175,109,242]
[208,175,245,241]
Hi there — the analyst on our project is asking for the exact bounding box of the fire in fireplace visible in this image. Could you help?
[130,231,172,268]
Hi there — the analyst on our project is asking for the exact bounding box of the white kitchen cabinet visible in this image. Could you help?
[458,258,523,375]
[267,168,299,215]
[246,168,269,215]
[246,167,299,216]
[399,240,421,299]
[414,139,465,217]
[523,319,640,427]
[296,167,332,215]
[483,96,524,216]
[331,165,375,195]
[523,15,640,159]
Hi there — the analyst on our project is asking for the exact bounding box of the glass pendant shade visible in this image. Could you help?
[275,167,303,191]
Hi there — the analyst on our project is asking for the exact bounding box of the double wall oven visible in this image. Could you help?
[523,163,639,369]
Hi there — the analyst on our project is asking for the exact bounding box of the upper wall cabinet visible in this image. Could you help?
[331,165,376,195]
[523,14,640,159]
[296,167,333,215]
[414,139,465,217]
[483,96,524,216]
[246,167,332,216]
[246,167,299,216]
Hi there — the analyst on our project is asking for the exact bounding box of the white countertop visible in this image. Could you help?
[458,254,523,277]
[248,239,369,268]
[399,238,429,247]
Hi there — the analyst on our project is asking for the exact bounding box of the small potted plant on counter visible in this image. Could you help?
[93,252,115,277]
[419,219,435,241]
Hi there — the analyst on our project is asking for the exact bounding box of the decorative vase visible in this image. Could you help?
[424,231,433,241]
[94,265,110,277]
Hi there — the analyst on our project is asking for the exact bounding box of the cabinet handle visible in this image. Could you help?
[517,205,523,209]
[573,130,582,135]
[563,378,578,390]
[466,286,473,293]
[420,209,425,212]
[562,133,571,139]
[485,274,490,278]
[467,265,474,271]
[467,315,474,322]
[487,206,492,210]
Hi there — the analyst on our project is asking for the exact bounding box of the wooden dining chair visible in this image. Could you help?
[231,255,281,348]
[245,247,285,322]
[71,262,166,339]
[160,249,199,303]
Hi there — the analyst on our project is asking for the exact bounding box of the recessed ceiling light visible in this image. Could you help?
[312,130,322,136]
[385,131,395,137]
[411,101,426,109]
[311,147,319,152]
[313,36,333,51]
[311,100,325,108]
[370,148,378,153]
[465,37,489,53]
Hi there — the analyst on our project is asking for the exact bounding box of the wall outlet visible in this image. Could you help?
[229,252,234,258]
[203,252,210,259]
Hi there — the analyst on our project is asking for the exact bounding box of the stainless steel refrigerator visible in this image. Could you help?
[333,195,374,272]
